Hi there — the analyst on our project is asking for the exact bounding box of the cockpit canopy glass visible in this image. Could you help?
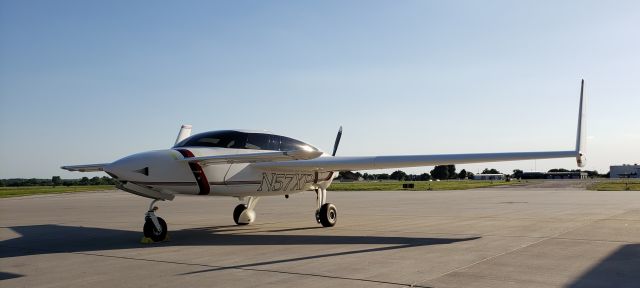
[174,130,319,152]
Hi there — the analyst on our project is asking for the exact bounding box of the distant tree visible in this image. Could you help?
[419,173,432,181]
[79,177,90,185]
[482,168,500,174]
[512,169,524,179]
[548,168,569,172]
[52,176,62,187]
[26,178,38,186]
[338,171,360,180]
[447,165,456,179]
[89,176,102,185]
[458,169,467,179]
[466,171,475,179]
[377,173,390,180]
[430,165,449,180]
[63,180,73,187]
[390,170,407,181]
[100,176,116,185]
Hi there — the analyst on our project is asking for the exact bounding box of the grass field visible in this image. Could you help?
[587,180,640,191]
[0,185,116,198]
[2,180,636,198]
[328,180,516,191]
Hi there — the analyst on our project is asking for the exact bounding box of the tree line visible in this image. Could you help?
[0,176,117,187]
[338,165,605,181]
[1,166,608,187]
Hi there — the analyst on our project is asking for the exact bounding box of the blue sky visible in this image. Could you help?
[1,0,638,178]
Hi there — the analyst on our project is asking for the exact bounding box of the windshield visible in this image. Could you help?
[174,130,319,152]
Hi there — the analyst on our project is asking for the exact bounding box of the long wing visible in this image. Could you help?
[254,79,587,172]
[179,150,323,166]
[61,163,109,172]
[253,151,577,172]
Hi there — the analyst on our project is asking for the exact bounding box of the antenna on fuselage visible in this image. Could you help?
[332,126,343,156]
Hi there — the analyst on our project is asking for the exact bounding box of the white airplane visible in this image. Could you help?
[63,80,587,242]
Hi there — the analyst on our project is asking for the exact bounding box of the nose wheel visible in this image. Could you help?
[233,197,259,225]
[233,204,249,225]
[142,199,168,242]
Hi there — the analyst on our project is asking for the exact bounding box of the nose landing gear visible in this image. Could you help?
[233,197,260,225]
[142,199,168,242]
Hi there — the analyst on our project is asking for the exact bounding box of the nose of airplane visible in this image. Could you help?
[104,151,163,181]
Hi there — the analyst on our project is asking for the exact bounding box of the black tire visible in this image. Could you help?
[319,203,337,227]
[233,204,248,225]
[143,217,167,242]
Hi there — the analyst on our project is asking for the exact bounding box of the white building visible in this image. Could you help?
[610,164,640,178]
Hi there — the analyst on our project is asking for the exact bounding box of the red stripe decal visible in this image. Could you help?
[176,149,210,195]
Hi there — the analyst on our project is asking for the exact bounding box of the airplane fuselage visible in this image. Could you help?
[105,148,335,198]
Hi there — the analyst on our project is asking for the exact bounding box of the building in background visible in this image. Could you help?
[520,172,545,179]
[545,171,587,179]
[610,164,640,178]
[519,171,587,179]
[473,174,506,180]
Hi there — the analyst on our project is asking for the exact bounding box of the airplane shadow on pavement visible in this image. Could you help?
[568,244,640,288]
[1,224,479,260]
[0,224,480,287]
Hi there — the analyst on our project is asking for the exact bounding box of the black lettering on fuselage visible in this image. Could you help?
[258,172,315,192]
[257,173,276,192]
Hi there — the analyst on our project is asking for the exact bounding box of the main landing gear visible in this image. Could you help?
[229,192,337,227]
[315,188,337,227]
[143,199,168,242]
[233,196,260,225]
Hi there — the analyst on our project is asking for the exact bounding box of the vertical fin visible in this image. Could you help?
[575,79,586,167]
[175,124,192,145]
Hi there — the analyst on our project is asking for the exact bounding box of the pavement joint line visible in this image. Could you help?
[340,213,605,221]
[409,208,636,287]
[334,227,639,244]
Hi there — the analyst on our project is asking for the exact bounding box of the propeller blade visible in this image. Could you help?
[332,126,343,156]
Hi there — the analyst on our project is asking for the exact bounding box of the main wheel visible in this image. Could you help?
[318,203,337,227]
[143,217,167,242]
[233,204,248,225]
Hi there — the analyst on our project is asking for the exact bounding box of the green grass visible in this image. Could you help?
[0,185,116,198]
[328,180,516,191]
[587,180,640,191]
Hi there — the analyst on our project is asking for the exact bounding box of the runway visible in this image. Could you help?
[2,184,639,287]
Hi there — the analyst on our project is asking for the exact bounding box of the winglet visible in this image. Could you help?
[575,79,586,167]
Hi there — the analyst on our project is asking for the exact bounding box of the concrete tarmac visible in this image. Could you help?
[1,184,639,287]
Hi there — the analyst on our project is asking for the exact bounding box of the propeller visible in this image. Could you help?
[331,126,342,157]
